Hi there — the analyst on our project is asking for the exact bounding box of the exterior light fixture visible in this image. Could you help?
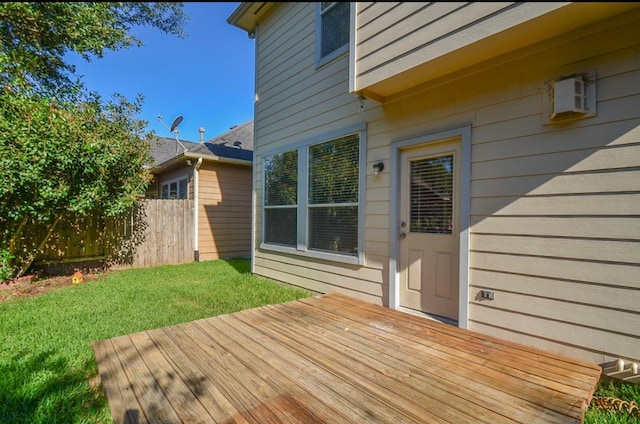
[373,162,384,176]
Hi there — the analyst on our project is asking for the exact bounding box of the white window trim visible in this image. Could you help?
[260,124,366,265]
[315,2,350,68]
[161,176,189,199]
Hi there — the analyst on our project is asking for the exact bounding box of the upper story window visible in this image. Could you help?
[316,2,350,66]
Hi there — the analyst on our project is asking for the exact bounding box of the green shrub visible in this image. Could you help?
[0,249,14,282]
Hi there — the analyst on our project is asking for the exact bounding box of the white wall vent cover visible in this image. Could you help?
[543,70,596,125]
[552,77,586,117]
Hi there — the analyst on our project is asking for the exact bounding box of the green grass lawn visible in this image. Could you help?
[587,379,640,424]
[0,259,312,424]
[1,258,638,423]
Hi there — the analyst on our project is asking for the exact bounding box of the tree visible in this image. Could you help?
[0,2,187,99]
[0,2,188,278]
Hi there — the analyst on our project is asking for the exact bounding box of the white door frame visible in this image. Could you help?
[389,125,471,329]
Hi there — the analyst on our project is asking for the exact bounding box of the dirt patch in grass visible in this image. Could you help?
[0,272,102,302]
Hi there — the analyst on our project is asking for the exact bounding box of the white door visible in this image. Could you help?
[399,138,460,321]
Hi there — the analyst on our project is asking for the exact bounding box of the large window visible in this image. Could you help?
[161,177,188,199]
[316,2,350,65]
[262,132,362,262]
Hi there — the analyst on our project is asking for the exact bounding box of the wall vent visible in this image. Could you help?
[551,77,586,118]
[543,70,596,125]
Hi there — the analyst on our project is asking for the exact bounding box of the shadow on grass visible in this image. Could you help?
[219,258,251,275]
[0,349,107,424]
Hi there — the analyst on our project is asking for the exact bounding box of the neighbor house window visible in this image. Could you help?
[316,2,350,65]
[262,131,362,263]
[161,177,188,199]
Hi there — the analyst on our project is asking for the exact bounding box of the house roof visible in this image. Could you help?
[190,120,253,162]
[148,120,254,172]
[149,137,200,166]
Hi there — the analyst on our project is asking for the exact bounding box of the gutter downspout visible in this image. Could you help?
[193,157,203,262]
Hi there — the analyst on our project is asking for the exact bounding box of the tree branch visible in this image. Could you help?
[18,214,63,277]
[8,216,28,259]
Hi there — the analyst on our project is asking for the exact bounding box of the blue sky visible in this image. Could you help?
[67,2,255,143]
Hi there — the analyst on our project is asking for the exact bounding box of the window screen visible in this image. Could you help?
[264,150,298,246]
[320,2,349,59]
[308,134,359,255]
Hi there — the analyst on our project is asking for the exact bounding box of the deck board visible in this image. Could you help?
[92,292,601,424]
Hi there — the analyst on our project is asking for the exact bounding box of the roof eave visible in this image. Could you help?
[151,152,252,174]
[227,2,279,33]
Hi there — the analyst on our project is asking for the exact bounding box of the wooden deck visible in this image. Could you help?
[92,292,601,424]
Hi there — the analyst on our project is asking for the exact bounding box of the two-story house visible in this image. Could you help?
[228,2,640,373]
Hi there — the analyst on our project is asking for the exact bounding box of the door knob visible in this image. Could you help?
[399,232,406,240]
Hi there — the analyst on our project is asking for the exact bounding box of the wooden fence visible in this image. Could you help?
[121,199,194,269]
[31,199,194,274]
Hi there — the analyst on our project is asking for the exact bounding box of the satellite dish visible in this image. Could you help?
[170,115,183,132]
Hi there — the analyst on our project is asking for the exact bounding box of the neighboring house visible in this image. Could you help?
[147,120,253,260]
[228,2,640,373]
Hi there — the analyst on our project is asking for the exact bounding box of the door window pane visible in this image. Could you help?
[410,155,454,234]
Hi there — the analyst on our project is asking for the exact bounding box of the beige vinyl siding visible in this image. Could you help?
[255,251,384,303]
[253,2,386,301]
[471,216,640,241]
[198,162,252,260]
[369,10,638,363]
[354,2,566,93]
